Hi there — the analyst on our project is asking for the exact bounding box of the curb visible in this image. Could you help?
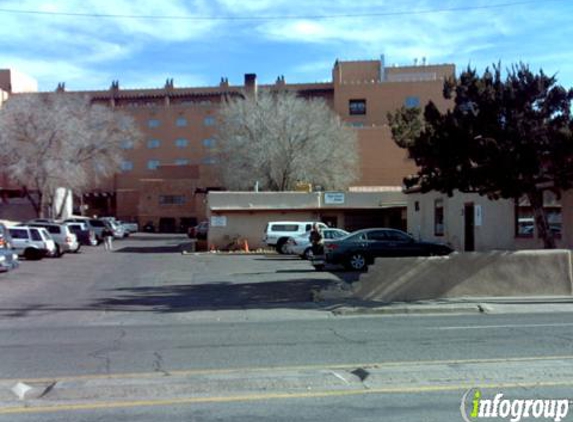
[331,303,484,316]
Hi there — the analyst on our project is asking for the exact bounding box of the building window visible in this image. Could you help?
[202,138,216,148]
[349,99,366,115]
[515,192,561,238]
[147,139,161,149]
[175,138,188,148]
[202,156,217,165]
[159,195,186,205]
[176,117,187,127]
[120,160,133,172]
[405,96,420,108]
[148,119,160,128]
[121,139,134,150]
[434,198,444,236]
[204,116,216,126]
[147,160,160,170]
[175,158,189,166]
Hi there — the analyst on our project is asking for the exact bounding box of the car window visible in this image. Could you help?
[271,224,299,232]
[367,230,388,241]
[324,230,343,239]
[30,228,42,241]
[46,225,61,234]
[9,228,29,239]
[40,229,52,241]
[90,220,105,227]
[347,232,367,241]
[305,224,312,231]
[385,230,412,242]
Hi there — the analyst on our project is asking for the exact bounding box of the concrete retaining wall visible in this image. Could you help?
[354,250,573,302]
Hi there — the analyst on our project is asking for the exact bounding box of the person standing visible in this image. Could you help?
[102,225,114,251]
[309,223,324,256]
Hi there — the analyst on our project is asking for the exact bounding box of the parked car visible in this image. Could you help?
[64,218,107,243]
[25,222,80,255]
[118,220,138,235]
[312,228,454,271]
[103,219,126,239]
[0,222,13,250]
[0,223,18,272]
[263,221,328,254]
[66,222,98,246]
[187,221,209,240]
[286,228,349,259]
[0,248,19,272]
[9,226,57,260]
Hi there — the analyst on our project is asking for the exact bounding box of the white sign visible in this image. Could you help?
[324,192,345,205]
[210,216,227,227]
[474,205,483,227]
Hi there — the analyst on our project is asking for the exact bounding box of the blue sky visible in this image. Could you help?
[0,0,571,91]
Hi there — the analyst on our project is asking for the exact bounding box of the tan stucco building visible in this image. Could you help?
[407,190,573,251]
[207,189,407,249]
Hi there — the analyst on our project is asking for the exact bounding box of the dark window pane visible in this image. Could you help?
[349,99,366,115]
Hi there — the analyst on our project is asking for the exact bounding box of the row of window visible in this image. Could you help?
[147,116,216,128]
[348,96,420,116]
[121,157,218,171]
[121,138,216,150]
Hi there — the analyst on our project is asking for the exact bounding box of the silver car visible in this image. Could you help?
[25,222,80,255]
[286,228,349,259]
[9,226,57,260]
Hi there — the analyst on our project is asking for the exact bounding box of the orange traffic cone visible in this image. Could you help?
[243,239,250,253]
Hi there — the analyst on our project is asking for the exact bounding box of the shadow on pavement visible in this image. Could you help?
[89,278,340,312]
[114,246,183,254]
[127,235,188,242]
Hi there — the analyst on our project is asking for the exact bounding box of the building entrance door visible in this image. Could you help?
[464,203,475,252]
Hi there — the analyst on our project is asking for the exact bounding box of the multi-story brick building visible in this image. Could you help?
[0,57,454,231]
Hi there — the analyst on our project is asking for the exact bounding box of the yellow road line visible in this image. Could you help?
[2,380,573,415]
[2,354,573,385]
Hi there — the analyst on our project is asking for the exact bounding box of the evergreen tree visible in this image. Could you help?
[388,64,573,248]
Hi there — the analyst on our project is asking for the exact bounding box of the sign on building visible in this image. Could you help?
[324,192,345,205]
[210,216,227,227]
[475,205,483,227]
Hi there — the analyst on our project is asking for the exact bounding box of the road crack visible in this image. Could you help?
[153,351,170,376]
[328,328,366,344]
[88,329,126,374]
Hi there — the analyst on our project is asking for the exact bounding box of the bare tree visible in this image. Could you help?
[0,93,141,217]
[217,90,359,191]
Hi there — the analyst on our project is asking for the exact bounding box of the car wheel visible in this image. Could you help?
[276,239,289,255]
[303,247,313,260]
[346,253,367,271]
[54,244,63,258]
[24,248,42,261]
[73,245,81,254]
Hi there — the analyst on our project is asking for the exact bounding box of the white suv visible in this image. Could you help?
[263,221,328,254]
[9,226,57,260]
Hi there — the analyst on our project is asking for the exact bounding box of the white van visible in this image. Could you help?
[263,221,328,254]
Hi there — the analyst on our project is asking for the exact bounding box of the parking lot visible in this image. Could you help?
[0,233,357,324]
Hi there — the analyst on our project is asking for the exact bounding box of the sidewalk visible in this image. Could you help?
[328,295,573,316]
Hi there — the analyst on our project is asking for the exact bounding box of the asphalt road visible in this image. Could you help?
[0,234,572,421]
